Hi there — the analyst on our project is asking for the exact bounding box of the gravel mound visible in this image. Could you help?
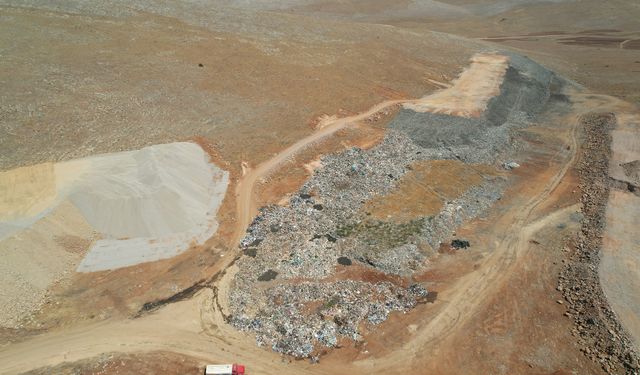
[0,142,228,248]
[0,142,229,326]
[74,143,229,272]
[390,53,555,164]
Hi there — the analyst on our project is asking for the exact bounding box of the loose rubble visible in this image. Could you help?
[502,161,520,170]
[229,55,556,359]
[558,112,640,374]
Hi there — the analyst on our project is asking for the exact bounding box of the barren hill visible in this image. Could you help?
[1,1,639,374]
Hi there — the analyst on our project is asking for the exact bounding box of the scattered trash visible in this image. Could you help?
[257,270,278,281]
[451,239,470,249]
[230,129,509,358]
[503,161,520,170]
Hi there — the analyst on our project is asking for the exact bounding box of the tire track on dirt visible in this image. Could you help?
[358,100,581,371]
[0,53,514,374]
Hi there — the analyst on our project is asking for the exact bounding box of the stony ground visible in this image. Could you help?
[228,54,558,358]
[2,1,640,374]
[559,112,640,373]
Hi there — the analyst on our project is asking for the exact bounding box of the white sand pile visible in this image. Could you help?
[404,53,509,117]
[0,142,228,327]
[74,142,229,272]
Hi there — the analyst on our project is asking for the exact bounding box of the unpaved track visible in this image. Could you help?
[0,104,581,374]
[232,99,406,243]
[0,95,412,375]
[0,54,585,374]
[233,52,510,242]
[352,97,581,372]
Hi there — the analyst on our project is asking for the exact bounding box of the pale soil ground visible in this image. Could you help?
[403,53,509,117]
[602,190,640,352]
[0,51,612,375]
[1,1,639,374]
[598,96,640,352]
[0,86,602,374]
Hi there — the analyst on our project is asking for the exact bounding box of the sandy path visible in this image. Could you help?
[0,289,318,375]
[0,111,580,373]
[0,53,532,374]
[350,100,581,372]
[231,98,406,243]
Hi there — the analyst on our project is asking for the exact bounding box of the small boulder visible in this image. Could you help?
[451,239,470,249]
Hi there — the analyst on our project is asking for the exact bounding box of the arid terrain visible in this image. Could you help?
[1,1,639,374]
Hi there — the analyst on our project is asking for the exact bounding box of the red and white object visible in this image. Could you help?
[205,364,246,375]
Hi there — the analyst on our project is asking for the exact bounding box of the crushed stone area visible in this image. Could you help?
[390,53,553,162]
[229,55,557,359]
[0,142,229,274]
[559,112,640,373]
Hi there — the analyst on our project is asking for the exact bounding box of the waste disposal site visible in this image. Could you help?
[0,0,639,374]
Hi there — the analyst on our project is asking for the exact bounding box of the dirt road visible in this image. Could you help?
[348,95,581,372]
[0,108,580,374]
[232,53,509,243]
[232,99,406,244]
[0,54,591,374]
[0,103,581,373]
[0,91,417,374]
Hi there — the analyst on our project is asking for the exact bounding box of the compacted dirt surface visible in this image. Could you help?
[1,1,639,375]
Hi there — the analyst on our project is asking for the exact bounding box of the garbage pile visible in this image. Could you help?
[228,55,557,358]
[229,128,511,358]
[231,280,428,358]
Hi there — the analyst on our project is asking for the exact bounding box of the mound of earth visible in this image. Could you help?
[0,142,228,328]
